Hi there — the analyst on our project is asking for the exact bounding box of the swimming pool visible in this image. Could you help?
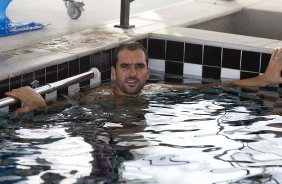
[0,29,280,183]
[1,82,282,183]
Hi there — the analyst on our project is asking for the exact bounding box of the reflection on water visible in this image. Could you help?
[1,86,282,183]
[0,0,45,37]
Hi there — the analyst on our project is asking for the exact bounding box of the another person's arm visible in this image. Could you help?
[230,48,282,87]
[160,48,282,89]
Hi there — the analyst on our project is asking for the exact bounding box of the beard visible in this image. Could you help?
[117,77,146,95]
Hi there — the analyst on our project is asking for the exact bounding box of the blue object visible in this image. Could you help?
[0,0,45,37]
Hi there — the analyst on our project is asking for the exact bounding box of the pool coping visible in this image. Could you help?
[0,0,280,81]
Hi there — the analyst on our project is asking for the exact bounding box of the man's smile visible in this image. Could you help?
[126,78,138,87]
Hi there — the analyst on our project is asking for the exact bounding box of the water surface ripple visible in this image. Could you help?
[1,86,282,183]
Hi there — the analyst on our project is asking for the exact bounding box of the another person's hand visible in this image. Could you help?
[260,48,282,85]
[5,86,47,116]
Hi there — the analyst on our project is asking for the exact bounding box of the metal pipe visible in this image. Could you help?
[0,67,100,108]
[114,0,135,29]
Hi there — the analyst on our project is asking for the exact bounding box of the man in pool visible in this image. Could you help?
[5,41,282,115]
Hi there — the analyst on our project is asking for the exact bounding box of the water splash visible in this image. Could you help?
[0,0,45,37]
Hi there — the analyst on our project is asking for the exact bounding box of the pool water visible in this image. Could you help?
[1,85,282,183]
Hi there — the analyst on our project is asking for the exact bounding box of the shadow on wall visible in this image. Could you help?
[0,0,45,37]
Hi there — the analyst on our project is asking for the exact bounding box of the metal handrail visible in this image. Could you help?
[0,67,100,108]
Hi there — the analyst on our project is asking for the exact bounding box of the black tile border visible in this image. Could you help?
[21,72,34,87]
[165,60,183,75]
[222,48,241,70]
[261,53,271,73]
[0,38,273,89]
[91,52,102,69]
[80,55,91,74]
[241,51,260,72]
[240,71,259,80]
[147,37,272,82]
[58,62,69,81]
[101,50,112,72]
[0,79,9,98]
[166,40,184,62]
[184,43,203,64]
[35,68,46,86]
[46,65,58,83]
[101,69,111,83]
[148,38,166,60]
[0,37,277,111]
[203,45,222,67]
[69,58,80,77]
[9,76,21,91]
[202,66,221,80]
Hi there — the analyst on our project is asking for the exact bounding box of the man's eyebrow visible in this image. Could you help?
[119,62,146,65]
[136,63,146,66]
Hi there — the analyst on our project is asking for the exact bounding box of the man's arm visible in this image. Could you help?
[5,86,47,116]
[4,85,111,116]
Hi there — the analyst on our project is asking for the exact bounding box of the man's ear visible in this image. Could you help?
[111,66,116,81]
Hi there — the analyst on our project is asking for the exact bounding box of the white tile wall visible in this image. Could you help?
[221,68,240,80]
[149,59,165,72]
[183,63,203,77]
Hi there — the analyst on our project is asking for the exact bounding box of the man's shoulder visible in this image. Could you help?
[89,87,113,94]
[72,86,114,102]
[145,83,194,90]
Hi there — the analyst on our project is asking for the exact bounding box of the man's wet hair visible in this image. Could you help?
[112,41,149,68]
